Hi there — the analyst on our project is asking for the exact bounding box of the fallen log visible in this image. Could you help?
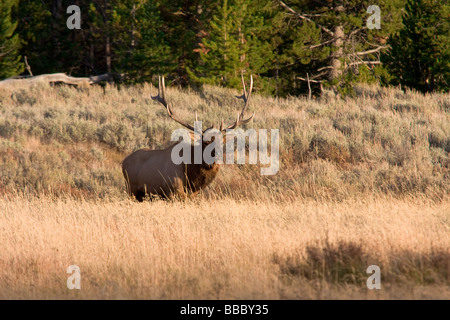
[0,72,124,88]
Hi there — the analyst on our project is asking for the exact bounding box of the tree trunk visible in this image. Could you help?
[102,0,112,73]
[131,4,136,49]
[90,25,95,72]
[328,25,344,82]
[51,0,63,65]
[106,35,111,73]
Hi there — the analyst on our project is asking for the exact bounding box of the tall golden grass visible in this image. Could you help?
[0,82,449,299]
[0,195,448,299]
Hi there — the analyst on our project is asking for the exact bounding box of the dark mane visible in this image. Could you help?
[184,144,220,193]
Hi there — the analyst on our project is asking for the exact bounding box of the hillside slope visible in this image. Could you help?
[0,83,449,200]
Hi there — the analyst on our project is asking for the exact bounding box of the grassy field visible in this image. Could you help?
[0,195,449,299]
[0,81,449,299]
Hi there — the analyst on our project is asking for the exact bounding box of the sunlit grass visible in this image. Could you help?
[0,82,449,299]
[0,194,448,299]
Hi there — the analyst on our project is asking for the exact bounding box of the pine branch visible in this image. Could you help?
[309,39,334,49]
[278,1,334,36]
[0,48,14,58]
[316,66,333,72]
[24,56,33,76]
[355,46,388,56]
[297,77,323,83]
[297,70,328,83]
[302,13,326,17]
[348,27,367,38]
[348,61,382,66]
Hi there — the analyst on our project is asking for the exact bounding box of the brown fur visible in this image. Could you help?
[122,140,220,201]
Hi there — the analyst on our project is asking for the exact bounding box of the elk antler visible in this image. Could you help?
[221,74,255,132]
[151,76,195,131]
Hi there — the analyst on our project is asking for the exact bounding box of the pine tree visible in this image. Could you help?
[274,0,405,95]
[189,0,274,90]
[112,0,173,82]
[188,0,240,86]
[154,1,213,85]
[382,0,449,93]
[16,1,52,75]
[0,0,23,79]
[17,0,97,76]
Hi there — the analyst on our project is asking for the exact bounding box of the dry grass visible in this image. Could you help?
[0,82,449,299]
[0,82,449,200]
[0,195,448,299]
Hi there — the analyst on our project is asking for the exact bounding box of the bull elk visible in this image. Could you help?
[122,75,254,201]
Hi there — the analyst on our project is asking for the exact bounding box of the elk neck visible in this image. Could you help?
[184,161,220,193]
[184,143,220,193]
